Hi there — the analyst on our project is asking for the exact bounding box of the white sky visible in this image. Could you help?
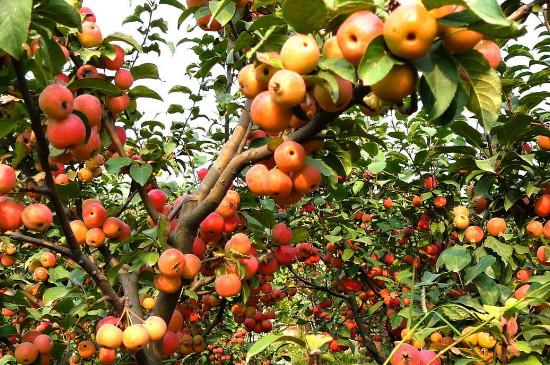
[88,0,217,123]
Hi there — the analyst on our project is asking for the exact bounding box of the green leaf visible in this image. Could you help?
[282,0,328,34]
[509,355,543,364]
[0,356,16,365]
[462,0,510,26]
[464,255,496,283]
[141,251,159,265]
[185,289,198,301]
[324,140,353,176]
[105,156,132,174]
[0,324,16,337]
[484,236,513,263]
[0,0,32,59]
[456,51,501,133]
[504,190,522,211]
[56,181,80,204]
[43,287,71,305]
[129,85,163,101]
[307,157,338,185]
[475,155,498,172]
[494,114,534,147]
[469,21,526,39]
[451,120,485,150]
[418,45,459,120]
[473,273,500,305]
[0,117,18,138]
[246,334,306,361]
[159,0,187,10]
[34,0,80,28]
[318,58,356,83]
[130,63,160,80]
[104,32,143,52]
[436,246,471,272]
[368,161,386,174]
[66,78,121,96]
[432,81,468,126]
[358,36,399,86]
[209,0,235,27]
[130,164,153,186]
[342,248,354,261]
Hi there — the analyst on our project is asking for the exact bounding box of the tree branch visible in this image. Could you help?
[507,0,549,21]
[3,232,71,256]
[288,267,347,300]
[115,184,139,218]
[346,291,385,365]
[14,59,124,315]
[202,298,227,337]
[195,99,253,201]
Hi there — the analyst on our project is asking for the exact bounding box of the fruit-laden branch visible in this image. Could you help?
[507,0,550,21]
[13,60,124,315]
[144,86,370,364]
[4,232,71,256]
[153,85,370,322]
[102,114,160,223]
[184,85,370,232]
[346,291,385,365]
[202,298,227,337]
[288,267,348,300]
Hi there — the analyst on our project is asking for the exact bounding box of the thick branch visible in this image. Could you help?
[155,85,369,327]
[346,291,385,365]
[195,99,253,200]
[102,114,159,223]
[14,60,124,315]
[3,232,71,256]
[184,86,369,232]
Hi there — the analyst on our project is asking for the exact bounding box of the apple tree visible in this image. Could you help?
[1,0,550,364]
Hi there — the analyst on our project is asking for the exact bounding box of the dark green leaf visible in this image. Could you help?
[464,255,496,283]
[129,85,163,101]
[484,236,513,263]
[419,45,459,119]
[451,120,485,150]
[34,0,80,28]
[473,273,500,305]
[66,78,121,96]
[130,63,160,80]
